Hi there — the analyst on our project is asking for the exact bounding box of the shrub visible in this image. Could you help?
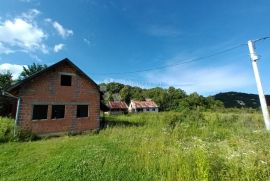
[174,109,206,128]
[15,128,39,141]
[0,117,14,143]
[0,117,39,142]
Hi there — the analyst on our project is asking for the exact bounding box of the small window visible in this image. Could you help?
[51,105,65,119]
[77,105,88,118]
[32,105,48,120]
[61,75,72,86]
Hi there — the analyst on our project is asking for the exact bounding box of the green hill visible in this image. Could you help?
[214,92,270,108]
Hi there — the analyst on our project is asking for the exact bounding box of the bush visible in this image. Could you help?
[0,117,39,143]
[0,117,14,143]
[177,109,206,126]
[15,128,39,141]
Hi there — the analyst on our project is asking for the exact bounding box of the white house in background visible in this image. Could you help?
[128,99,159,113]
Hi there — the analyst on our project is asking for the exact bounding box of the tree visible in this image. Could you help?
[19,63,47,80]
[130,87,145,101]
[0,71,13,90]
[179,92,206,110]
[144,87,167,111]
[166,87,187,110]
[205,96,224,110]
[120,86,132,103]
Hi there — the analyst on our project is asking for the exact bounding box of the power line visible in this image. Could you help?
[254,36,270,43]
[91,43,246,75]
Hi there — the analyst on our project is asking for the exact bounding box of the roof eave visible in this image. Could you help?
[7,58,99,92]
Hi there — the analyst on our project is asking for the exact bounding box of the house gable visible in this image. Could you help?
[8,58,99,93]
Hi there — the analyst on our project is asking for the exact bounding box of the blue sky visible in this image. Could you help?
[0,0,270,95]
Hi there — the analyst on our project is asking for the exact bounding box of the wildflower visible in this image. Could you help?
[260,160,267,165]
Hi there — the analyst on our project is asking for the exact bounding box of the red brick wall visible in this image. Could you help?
[11,62,100,135]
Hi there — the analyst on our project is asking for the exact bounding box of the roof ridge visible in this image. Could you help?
[8,58,99,92]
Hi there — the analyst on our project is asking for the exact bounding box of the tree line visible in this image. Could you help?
[100,82,224,111]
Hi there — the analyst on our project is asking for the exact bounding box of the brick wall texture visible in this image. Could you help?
[11,61,100,135]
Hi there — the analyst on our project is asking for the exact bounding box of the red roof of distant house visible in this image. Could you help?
[131,100,158,108]
[108,101,128,109]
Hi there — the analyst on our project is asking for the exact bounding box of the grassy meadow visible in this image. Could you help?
[1,110,270,180]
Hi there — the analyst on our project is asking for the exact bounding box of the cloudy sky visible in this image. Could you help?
[1,0,270,95]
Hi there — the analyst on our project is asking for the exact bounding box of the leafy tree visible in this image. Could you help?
[130,87,145,101]
[0,71,13,90]
[144,87,168,111]
[106,82,124,94]
[166,87,187,110]
[205,96,224,110]
[19,63,47,80]
[120,86,132,103]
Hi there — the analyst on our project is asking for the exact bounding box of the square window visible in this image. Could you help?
[32,105,48,120]
[77,105,88,118]
[51,105,65,119]
[61,75,72,86]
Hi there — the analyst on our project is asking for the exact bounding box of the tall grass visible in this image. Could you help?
[103,110,270,180]
[1,110,270,180]
[0,117,38,143]
[0,117,14,143]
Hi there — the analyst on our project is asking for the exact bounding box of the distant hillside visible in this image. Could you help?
[214,92,270,108]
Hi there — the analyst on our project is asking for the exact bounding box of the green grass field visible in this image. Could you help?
[1,110,270,180]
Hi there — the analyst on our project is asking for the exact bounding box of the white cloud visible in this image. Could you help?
[83,38,91,45]
[0,63,25,79]
[44,18,52,23]
[21,9,40,21]
[52,21,73,38]
[53,43,64,52]
[0,16,48,54]
[145,64,253,95]
[0,9,74,56]
[101,78,161,89]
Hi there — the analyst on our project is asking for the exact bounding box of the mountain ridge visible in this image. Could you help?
[213,91,270,108]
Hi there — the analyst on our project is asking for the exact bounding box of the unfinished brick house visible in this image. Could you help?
[8,58,100,135]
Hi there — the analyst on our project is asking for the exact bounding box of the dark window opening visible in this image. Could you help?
[61,75,72,86]
[137,108,143,112]
[32,105,48,120]
[77,105,88,118]
[51,105,65,119]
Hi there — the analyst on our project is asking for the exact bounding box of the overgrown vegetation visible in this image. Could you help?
[0,117,38,143]
[0,117,14,143]
[1,110,270,180]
